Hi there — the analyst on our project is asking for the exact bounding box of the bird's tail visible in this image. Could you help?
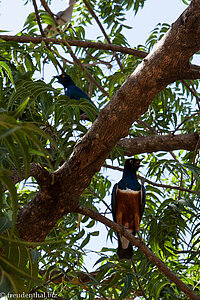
[117,234,133,259]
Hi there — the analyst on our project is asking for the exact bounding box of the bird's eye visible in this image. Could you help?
[62,74,65,78]
[129,159,133,164]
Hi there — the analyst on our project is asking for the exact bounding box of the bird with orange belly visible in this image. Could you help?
[111,158,146,259]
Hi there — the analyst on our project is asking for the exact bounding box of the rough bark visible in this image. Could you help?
[118,133,200,156]
[16,0,200,242]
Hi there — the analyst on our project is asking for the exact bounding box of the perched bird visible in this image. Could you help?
[45,0,76,36]
[55,0,76,26]
[111,158,146,259]
[54,73,98,119]
[54,74,91,101]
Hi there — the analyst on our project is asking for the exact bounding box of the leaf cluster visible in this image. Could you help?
[0,0,200,299]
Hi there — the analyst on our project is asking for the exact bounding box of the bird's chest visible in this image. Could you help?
[116,188,142,233]
[116,188,141,223]
[116,188,141,209]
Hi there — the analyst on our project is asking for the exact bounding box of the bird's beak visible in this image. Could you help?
[53,75,59,79]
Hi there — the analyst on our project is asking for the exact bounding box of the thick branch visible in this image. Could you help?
[118,133,200,156]
[78,206,200,300]
[9,133,199,191]
[9,163,51,191]
[17,1,200,242]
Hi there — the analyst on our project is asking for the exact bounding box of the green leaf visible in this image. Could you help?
[90,231,99,236]
[183,163,200,181]
[0,61,15,89]
[12,96,31,118]
[0,271,13,294]
[0,172,18,226]
[79,234,90,249]
[0,217,12,233]
[121,273,133,299]
[0,256,40,282]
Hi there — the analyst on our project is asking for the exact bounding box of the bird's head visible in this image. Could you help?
[54,73,75,88]
[124,158,142,171]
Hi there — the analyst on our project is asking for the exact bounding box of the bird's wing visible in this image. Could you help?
[111,183,118,223]
[140,185,146,220]
[67,86,91,101]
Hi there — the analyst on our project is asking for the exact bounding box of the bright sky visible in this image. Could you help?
[0,0,191,281]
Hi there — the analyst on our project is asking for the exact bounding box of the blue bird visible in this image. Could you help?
[54,73,98,119]
[111,158,146,259]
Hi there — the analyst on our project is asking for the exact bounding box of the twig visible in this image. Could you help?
[172,111,200,134]
[136,119,157,133]
[32,0,45,37]
[182,80,200,110]
[40,0,57,22]
[178,172,183,201]
[63,41,110,97]
[139,175,197,194]
[103,164,198,194]
[130,258,147,299]
[82,0,124,70]
[69,25,113,69]
[87,186,111,211]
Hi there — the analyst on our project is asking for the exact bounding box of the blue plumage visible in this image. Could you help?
[118,163,142,191]
[54,73,97,107]
[66,85,91,102]
[111,158,146,259]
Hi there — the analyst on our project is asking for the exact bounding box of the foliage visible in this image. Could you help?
[0,0,200,299]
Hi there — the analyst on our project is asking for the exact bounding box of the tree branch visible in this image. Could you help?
[32,0,45,37]
[0,35,147,58]
[7,133,199,191]
[40,0,57,23]
[82,0,124,70]
[117,133,200,155]
[77,206,200,300]
[8,163,51,191]
[16,1,200,243]
[1,34,200,80]
[182,80,200,110]
[173,112,200,134]
[103,164,198,194]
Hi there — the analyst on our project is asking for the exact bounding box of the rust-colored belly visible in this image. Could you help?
[116,189,141,234]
